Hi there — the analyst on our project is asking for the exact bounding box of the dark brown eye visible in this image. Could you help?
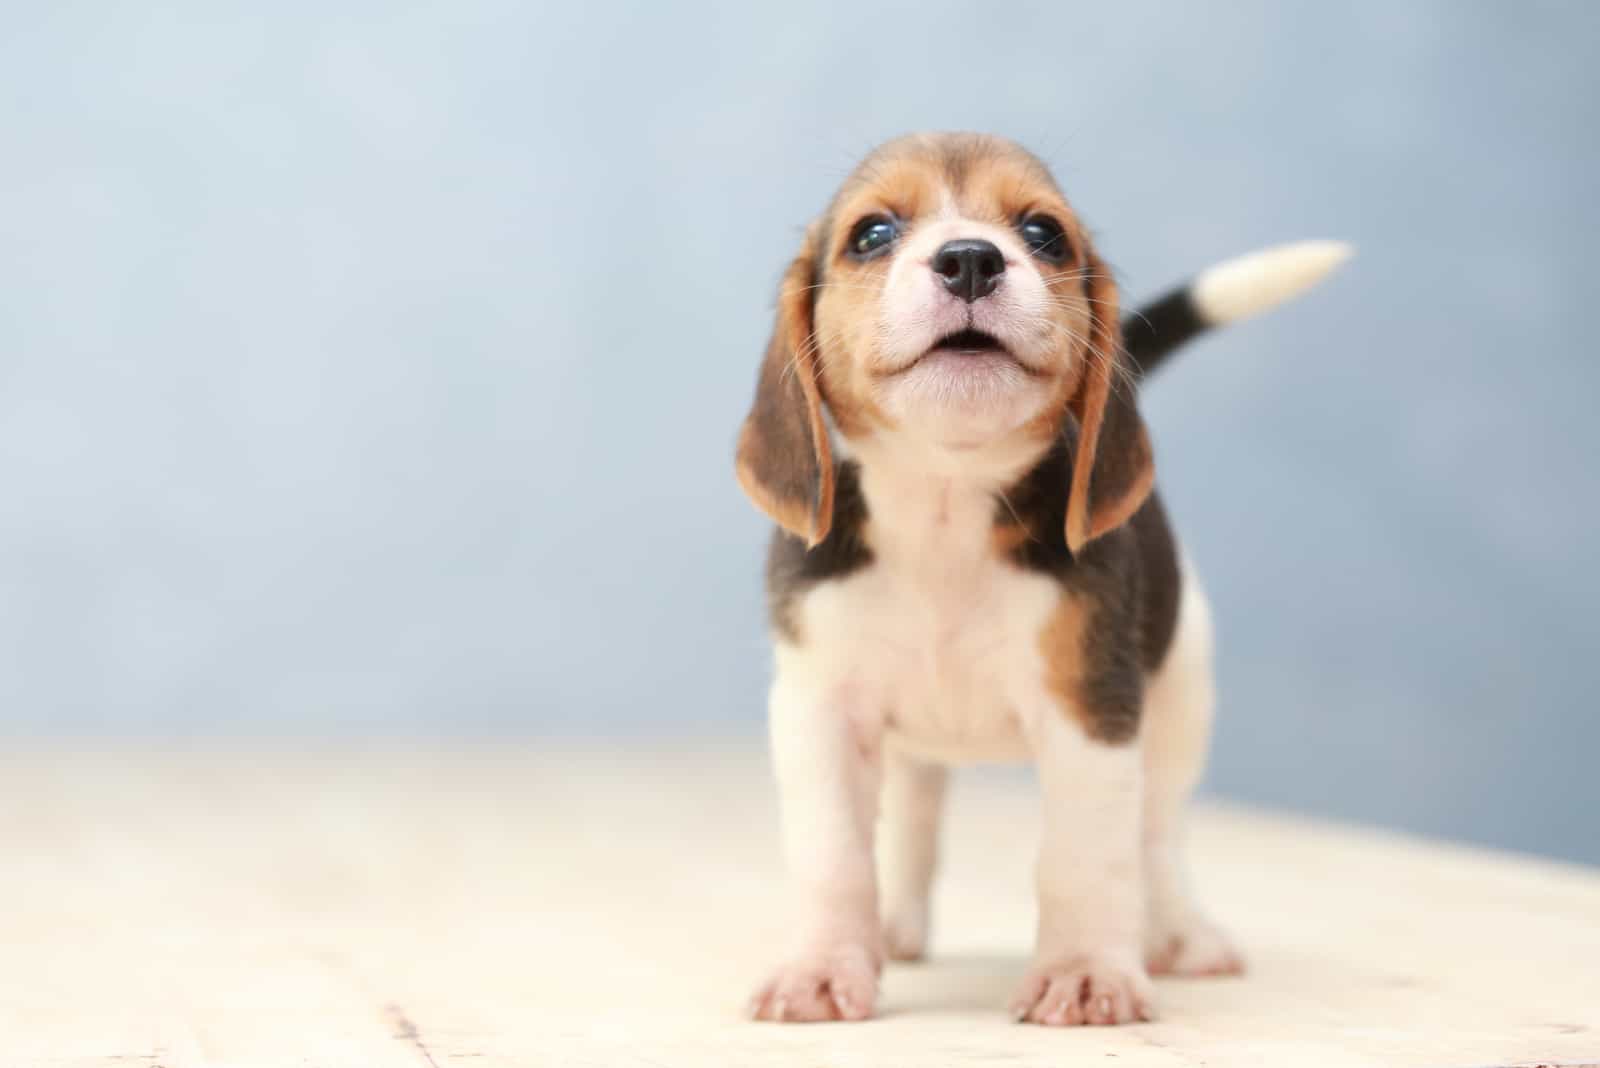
[848,214,900,259]
[1018,214,1069,263]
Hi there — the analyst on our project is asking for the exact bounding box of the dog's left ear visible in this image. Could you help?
[734,226,835,547]
[1064,253,1155,554]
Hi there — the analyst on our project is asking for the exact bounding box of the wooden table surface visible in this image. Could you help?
[3,744,1597,1067]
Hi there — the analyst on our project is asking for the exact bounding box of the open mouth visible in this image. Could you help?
[931,328,1006,354]
[888,327,1033,380]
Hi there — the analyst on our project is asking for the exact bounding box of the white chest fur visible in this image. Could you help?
[775,444,1066,765]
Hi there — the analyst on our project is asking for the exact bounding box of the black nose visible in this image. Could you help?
[932,239,1005,302]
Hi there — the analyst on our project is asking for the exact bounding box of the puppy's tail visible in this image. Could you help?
[1122,240,1353,375]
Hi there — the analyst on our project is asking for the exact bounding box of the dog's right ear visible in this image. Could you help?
[734,226,835,547]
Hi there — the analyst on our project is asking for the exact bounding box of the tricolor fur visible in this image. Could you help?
[735,133,1347,1027]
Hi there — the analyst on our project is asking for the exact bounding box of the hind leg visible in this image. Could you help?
[876,750,947,962]
[1141,566,1244,977]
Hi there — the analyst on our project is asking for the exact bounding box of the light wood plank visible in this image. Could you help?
[1,746,1596,1067]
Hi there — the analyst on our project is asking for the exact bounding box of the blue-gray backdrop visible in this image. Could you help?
[3,2,1596,863]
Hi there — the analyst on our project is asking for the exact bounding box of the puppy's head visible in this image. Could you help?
[736,133,1151,552]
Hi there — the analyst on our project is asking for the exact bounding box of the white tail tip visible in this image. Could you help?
[1190,240,1353,325]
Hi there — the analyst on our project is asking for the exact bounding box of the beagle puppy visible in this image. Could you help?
[735,132,1347,1027]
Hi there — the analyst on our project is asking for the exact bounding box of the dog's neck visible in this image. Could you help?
[841,429,1049,573]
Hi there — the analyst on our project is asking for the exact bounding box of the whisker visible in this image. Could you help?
[993,488,1039,546]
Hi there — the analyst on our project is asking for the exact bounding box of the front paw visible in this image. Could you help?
[747,942,881,1023]
[1010,953,1155,1026]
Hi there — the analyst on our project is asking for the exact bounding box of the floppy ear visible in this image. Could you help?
[1064,253,1155,554]
[734,227,835,547]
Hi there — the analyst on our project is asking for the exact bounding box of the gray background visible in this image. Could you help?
[3,3,1596,862]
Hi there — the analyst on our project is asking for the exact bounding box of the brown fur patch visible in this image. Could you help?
[991,519,1034,556]
[1035,553,1145,746]
[1040,593,1093,736]
[1036,570,1142,745]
